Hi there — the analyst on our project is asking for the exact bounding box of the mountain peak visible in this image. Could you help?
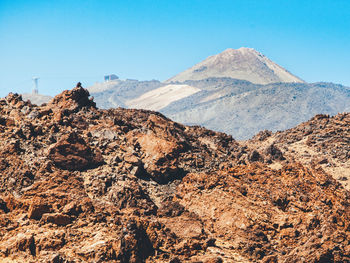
[219,47,262,59]
[234,47,256,52]
[167,48,304,84]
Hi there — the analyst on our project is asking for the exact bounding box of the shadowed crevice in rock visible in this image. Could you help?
[117,219,155,262]
[150,168,188,185]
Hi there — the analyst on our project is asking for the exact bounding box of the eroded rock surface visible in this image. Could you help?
[247,113,350,191]
[0,87,349,262]
[48,131,104,171]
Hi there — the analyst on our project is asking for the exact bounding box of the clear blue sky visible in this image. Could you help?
[1,0,349,97]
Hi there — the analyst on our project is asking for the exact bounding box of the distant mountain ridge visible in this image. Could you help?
[166,48,304,84]
[15,47,349,140]
[89,77,350,139]
[161,80,350,139]
[86,47,349,139]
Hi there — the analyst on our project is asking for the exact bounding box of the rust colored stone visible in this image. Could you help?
[0,87,349,262]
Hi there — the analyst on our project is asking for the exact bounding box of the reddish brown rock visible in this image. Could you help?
[16,233,36,255]
[41,213,72,226]
[0,87,349,262]
[205,257,223,263]
[107,180,157,215]
[5,93,24,107]
[28,201,52,220]
[47,86,96,111]
[48,131,104,171]
[125,114,189,183]
[35,230,66,252]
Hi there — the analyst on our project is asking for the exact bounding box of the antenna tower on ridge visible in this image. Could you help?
[32,77,39,94]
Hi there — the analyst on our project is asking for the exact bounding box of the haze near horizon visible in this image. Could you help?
[0,0,349,97]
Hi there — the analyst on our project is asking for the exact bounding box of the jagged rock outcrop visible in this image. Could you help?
[0,87,350,262]
[247,112,350,191]
[47,86,96,111]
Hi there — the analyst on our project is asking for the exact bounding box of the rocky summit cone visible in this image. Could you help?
[167,47,304,84]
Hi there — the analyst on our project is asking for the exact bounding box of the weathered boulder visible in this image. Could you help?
[47,86,96,112]
[264,143,285,162]
[15,233,36,255]
[48,131,104,171]
[28,200,52,220]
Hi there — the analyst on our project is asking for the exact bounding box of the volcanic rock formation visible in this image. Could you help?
[247,113,350,191]
[0,87,349,262]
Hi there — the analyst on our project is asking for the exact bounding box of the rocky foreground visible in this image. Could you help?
[0,87,349,262]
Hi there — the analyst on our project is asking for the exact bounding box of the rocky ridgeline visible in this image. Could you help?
[0,87,350,262]
[249,113,350,190]
[274,113,350,162]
